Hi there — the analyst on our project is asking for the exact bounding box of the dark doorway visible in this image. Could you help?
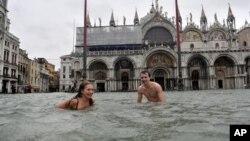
[218,80,223,89]
[192,81,199,90]
[191,70,199,90]
[155,77,165,90]
[2,80,8,93]
[97,83,105,92]
[122,83,128,91]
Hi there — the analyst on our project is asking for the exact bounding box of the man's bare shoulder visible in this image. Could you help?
[151,82,163,91]
[151,82,161,87]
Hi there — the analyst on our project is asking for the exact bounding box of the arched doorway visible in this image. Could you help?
[187,55,208,90]
[216,71,225,89]
[146,52,176,90]
[214,56,235,89]
[114,58,134,91]
[89,61,108,92]
[153,69,167,90]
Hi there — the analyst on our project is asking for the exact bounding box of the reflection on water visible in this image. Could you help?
[0,89,250,141]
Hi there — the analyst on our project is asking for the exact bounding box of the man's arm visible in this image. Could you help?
[155,83,166,102]
[137,88,143,103]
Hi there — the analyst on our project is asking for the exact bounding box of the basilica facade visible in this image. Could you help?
[60,2,250,92]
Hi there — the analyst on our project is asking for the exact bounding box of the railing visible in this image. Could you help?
[83,44,250,56]
[88,49,144,56]
[181,46,249,52]
[1,74,18,79]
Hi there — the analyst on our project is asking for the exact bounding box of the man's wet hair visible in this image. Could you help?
[140,70,151,77]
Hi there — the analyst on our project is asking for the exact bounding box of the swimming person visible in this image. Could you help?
[137,70,166,103]
[56,81,94,110]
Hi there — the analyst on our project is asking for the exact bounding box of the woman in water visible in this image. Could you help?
[56,81,94,110]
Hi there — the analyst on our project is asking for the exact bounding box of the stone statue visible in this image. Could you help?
[214,13,218,23]
[98,18,102,26]
[123,16,126,25]
[165,11,168,18]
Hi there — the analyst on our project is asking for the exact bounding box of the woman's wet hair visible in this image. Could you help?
[74,81,92,98]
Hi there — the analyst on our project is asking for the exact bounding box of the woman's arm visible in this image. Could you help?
[56,99,74,109]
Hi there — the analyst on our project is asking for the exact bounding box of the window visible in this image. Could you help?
[63,66,66,73]
[215,43,220,49]
[3,67,8,76]
[11,69,16,78]
[4,50,9,62]
[190,44,194,50]
[243,41,247,47]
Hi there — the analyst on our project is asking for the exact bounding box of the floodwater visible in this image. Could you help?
[0,89,250,141]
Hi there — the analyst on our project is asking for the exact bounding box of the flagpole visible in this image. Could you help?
[175,0,183,90]
[83,0,87,80]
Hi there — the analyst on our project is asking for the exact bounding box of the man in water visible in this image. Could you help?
[137,71,166,103]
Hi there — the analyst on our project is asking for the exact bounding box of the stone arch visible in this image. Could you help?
[182,29,202,41]
[141,13,176,43]
[187,54,209,90]
[213,54,238,65]
[145,50,176,69]
[145,51,177,90]
[88,59,108,69]
[187,54,209,77]
[208,29,227,41]
[89,60,108,80]
[151,68,169,90]
[143,26,173,44]
[113,56,136,69]
[214,55,236,89]
[113,56,135,91]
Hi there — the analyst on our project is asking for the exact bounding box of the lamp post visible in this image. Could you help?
[83,0,87,80]
[175,0,183,90]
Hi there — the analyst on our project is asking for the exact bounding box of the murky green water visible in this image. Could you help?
[0,89,250,141]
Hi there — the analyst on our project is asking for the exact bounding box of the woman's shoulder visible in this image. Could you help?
[69,98,79,109]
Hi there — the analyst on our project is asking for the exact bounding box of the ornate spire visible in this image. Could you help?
[200,5,207,23]
[110,10,115,27]
[200,5,207,32]
[123,16,126,25]
[98,17,102,27]
[227,3,234,19]
[227,3,236,30]
[214,13,219,23]
[134,9,139,25]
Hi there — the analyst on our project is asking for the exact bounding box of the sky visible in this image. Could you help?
[7,0,250,70]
